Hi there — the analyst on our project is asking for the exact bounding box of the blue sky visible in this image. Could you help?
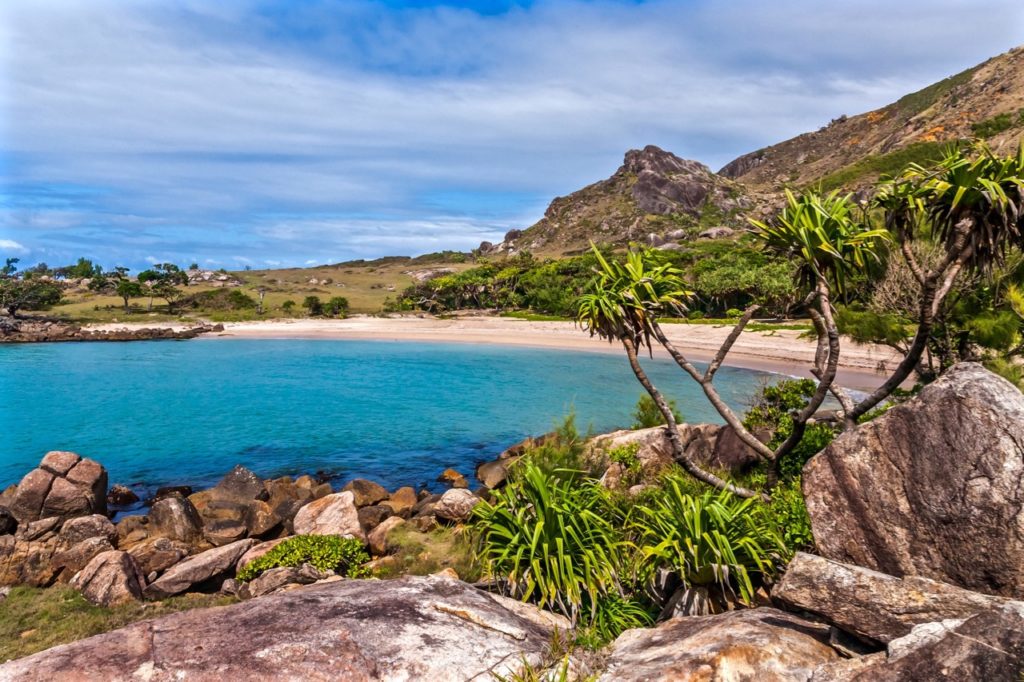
[2,1,1023,271]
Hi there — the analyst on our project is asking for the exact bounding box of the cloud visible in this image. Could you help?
[1,0,1022,268]
[0,239,28,253]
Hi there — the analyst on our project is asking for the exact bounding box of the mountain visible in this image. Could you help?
[480,145,753,256]
[720,46,1024,191]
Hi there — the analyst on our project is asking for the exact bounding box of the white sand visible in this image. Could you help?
[88,315,902,390]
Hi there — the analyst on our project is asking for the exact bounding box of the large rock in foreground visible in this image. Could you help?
[0,575,563,681]
[804,363,1024,597]
[774,552,1018,644]
[598,608,837,681]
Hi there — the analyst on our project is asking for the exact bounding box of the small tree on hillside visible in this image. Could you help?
[0,277,63,317]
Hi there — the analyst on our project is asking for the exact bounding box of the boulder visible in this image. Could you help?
[115,515,149,548]
[51,536,116,579]
[58,514,116,547]
[367,516,405,556]
[357,504,393,533]
[476,458,513,489]
[148,495,203,545]
[774,552,1018,644]
[292,492,365,541]
[126,537,190,576]
[8,452,107,525]
[433,489,479,523]
[236,537,290,572]
[214,465,266,502]
[382,486,417,518]
[237,564,331,600]
[436,468,469,489]
[70,550,146,606]
[143,538,255,599]
[1,575,561,680]
[152,485,193,503]
[243,499,280,537]
[342,479,390,507]
[598,608,837,681]
[203,518,248,547]
[106,484,139,507]
[804,363,1024,597]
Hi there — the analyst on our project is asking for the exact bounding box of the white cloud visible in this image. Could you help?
[0,239,28,253]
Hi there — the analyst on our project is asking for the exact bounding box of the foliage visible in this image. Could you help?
[574,594,654,650]
[323,296,350,317]
[971,109,1024,139]
[370,526,479,581]
[631,394,682,429]
[302,295,323,316]
[632,478,787,605]
[816,142,950,193]
[0,277,63,316]
[606,443,642,486]
[180,288,256,312]
[744,379,837,481]
[281,299,296,312]
[236,535,370,582]
[763,477,815,552]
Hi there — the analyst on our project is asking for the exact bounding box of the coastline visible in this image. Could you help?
[87,315,903,390]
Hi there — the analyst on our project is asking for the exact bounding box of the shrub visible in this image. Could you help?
[631,394,683,429]
[302,295,323,316]
[281,299,296,312]
[765,477,815,552]
[744,379,837,481]
[725,308,743,319]
[236,535,370,582]
[324,296,349,318]
[632,478,787,605]
[607,443,641,482]
[574,594,655,650]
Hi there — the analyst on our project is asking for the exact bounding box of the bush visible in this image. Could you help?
[632,478,787,605]
[765,477,815,553]
[744,379,837,481]
[607,444,642,486]
[725,308,743,319]
[631,394,683,429]
[302,295,323,316]
[236,535,370,582]
[281,299,296,313]
[324,296,349,318]
[179,288,256,311]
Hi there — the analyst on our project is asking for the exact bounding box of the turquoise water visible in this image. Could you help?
[1,339,776,493]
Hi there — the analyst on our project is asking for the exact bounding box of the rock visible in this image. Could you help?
[437,468,469,489]
[106,484,139,507]
[152,485,193,503]
[804,363,1024,597]
[292,492,365,541]
[413,494,441,515]
[236,537,289,572]
[203,518,248,547]
[357,504,393,533]
[774,552,1018,644]
[115,515,149,548]
[214,465,266,502]
[698,226,736,239]
[433,489,479,523]
[148,495,203,545]
[0,533,59,587]
[476,458,513,489]
[58,514,116,547]
[127,537,190,576]
[51,536,116,580]
[598,608,837,682]
[367,516,405,556]
[2,575,560,680]
[410,515,438,532]
[70,550,146,606]
[815,604,1024,680]
[383,486,418,518]
[242,499,279,537]
[237,564,330,600]
[9,453,107,525]
[0,506,15,536]
[341,479,390,507]
[143,538,255,599]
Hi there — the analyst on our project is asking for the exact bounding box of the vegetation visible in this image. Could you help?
[971,108,1024,139]
[816,142,950,193]
[631,394,682,429]
[0,272,63,317]
[236,535,370,582]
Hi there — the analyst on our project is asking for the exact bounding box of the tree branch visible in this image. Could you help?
[704,304,760,382]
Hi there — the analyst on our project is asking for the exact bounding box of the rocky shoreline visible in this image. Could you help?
[1,363,1023,679]
[0,317,223,343]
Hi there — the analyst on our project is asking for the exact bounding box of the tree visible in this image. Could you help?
[2,258,18,277]
[324,296,349,318]
[89,267,143,312]
[115,279,143,312]
[138,263,188,312]
[0,278,62,317]
[303,295,323,316]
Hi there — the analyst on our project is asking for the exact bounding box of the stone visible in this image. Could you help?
[382,486,417,518]
[367,516,405,556]
[243,499,280,537]
[143,538,255,599]
[292,492,365,541]
[116,515,149,548]
[148,495,203,545]
[342,479,390,507]
[2,575,560,680]
[204,518,248,547]
[804,363,1024,597]
[41,476,94,519]
[0,506,16,536]
[433,489,479,523]
[127,537,190,576]
[0,534,59,587]
[8,468,55,524]
[51,536,115,579]
[214,464,266,502]
[437,468,469,489]
[106,484,139,507]
[58,514,116,547]
[410,515,438,532]
[698,226,736,239]
[64,458,108,508]
[237,564,330,600]
[236,537,289,572]
[356,504,393,533]
[598,608,837,682]
[39,451,81,476]
[476,458,513,489]
[152,485,193,503]
[70,550,146,606]
[9,453,107,525]
[774,552,1019,644]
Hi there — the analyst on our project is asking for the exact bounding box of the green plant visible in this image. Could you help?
[324,296,349,317]
[725,307,743,319]
[281,299,296,312]
[574,594,654,650]
[631,394,682,429]
[302,295,323,316]
[607,443,642,486]
[236,535,370,582]
[632,478,787,605]
[765,477,815,552]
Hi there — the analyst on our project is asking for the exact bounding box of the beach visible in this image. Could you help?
[88,315,903,390]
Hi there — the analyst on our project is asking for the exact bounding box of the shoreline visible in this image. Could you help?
[88,315,903,390]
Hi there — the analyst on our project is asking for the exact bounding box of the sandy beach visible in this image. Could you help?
[89,315,903,390]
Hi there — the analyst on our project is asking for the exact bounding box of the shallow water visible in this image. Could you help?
[1,339,778,492]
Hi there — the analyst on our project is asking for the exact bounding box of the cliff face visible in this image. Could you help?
[720,46,1024,192]
[483,145,752,256]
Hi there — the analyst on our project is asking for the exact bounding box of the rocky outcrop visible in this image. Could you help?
[237,564,332,600]
[598,608,838,681]
[0,318,218,344]
[70,551,146,606]
[1,575,564,681]
[292,492,365,541]
[804,363,1024,598]
[342,479,390,507]
[8,451,107,524]
[147,495,203,545]
[143,538,255,599]
[774,552,1019,644]
[433,489,479,523]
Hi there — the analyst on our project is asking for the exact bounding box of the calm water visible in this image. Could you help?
[0,339,777,493]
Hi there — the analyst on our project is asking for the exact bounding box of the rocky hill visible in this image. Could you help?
[482,145,753,256]
[720,45,1024,192]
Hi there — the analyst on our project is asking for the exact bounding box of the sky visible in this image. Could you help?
[2,1,1023,271]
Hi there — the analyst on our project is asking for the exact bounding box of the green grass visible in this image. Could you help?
[656,317,812,332]
[500,311,573,322]
[971,109,1024,139]
[894,64,979,115]
[370,526,480,581]
[815,141,953,192]
[0,586,236,662]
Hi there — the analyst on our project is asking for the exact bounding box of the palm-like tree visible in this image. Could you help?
[577,247,762,498]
